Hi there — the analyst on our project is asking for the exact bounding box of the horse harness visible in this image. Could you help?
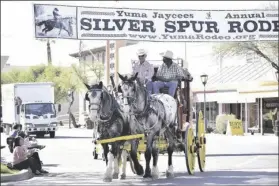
[122,84,166,136]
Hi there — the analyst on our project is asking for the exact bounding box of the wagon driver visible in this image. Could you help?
[153,50,193,97]
[132,49,154,94]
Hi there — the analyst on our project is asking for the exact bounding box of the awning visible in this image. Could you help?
[194,91,256,103]
[239,91,278,99]
[194,92,219,102]
[217,92,256,103]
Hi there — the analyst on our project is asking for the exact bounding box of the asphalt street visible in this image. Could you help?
[1,128,278,185]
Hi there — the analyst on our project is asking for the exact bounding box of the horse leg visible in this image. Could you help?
[130,140,143,175]
[64,27,71,36]
[143,135,153,178]
[112,144,120,179]
[165,130,175,178]
[58,28,62,36]
[102,144,109,165]
[151,142,159,179]
[120,150,128,179]
[103,144,114,182]
[45,27,52,35]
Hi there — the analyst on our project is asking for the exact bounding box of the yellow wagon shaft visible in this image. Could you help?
[96,134,145,144]
[122,136,168,153]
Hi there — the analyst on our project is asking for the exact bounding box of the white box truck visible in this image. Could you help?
[1,82,61,138]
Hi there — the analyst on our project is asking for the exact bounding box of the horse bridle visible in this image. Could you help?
[86,88,118,122]
[120,81,150,116]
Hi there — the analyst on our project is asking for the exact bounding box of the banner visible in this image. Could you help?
[33,4,279,42]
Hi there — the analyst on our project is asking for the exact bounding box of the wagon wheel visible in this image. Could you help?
[197,111,206,172]
[184,124,195,175]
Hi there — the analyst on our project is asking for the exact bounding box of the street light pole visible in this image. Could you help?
[200,74,208,130]
[47,39,52,65]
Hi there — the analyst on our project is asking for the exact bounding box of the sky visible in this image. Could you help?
[1,1,276,67]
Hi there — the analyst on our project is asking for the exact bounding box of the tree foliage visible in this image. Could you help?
[213,3,278,66]
[87,61,105,82]
[213,42,278,65]
[1,65,79,103]
[71,61,105,86]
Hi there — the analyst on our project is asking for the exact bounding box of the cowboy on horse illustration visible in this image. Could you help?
[53,8,61,21]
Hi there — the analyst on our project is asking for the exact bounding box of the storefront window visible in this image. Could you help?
[262,98,278,133]
[196,102,218,128]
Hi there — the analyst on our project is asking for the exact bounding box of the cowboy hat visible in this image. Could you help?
[160,50,174,59]
[136,49,147,56]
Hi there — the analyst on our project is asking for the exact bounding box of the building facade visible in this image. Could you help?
[69,40,138,125]
[105,40,138,86]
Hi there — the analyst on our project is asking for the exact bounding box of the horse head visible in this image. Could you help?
[84,81,108,121]
[118,72,146,114]
[67,17,74,25]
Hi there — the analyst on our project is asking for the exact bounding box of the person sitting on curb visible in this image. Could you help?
[18,131,46,150]
[6,124,22,153]
[12,136,45,175]
[18,131,47,172]
[11,124,21,137]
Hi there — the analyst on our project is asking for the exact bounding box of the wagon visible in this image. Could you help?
[95,58,206,175]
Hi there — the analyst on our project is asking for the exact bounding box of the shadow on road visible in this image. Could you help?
[173,153,279,157]
[43,164,59,167]
[4,170,278,186]
[150,170,278,185]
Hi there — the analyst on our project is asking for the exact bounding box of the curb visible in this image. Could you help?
[1,169,33,183]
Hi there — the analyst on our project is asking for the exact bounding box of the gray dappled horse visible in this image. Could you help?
[118,72,178,179]
[36,17,73,37]
[84,82,143,182]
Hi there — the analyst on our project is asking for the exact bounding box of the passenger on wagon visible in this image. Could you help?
[12,136,45,175]
[132,49,154,94]
[153,50,191,97]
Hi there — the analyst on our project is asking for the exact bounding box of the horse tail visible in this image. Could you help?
[36,21,46,26]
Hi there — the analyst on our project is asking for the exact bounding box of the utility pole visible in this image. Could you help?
[47,39,52,65]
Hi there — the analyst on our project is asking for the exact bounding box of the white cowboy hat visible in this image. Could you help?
[136,49,147,56]
[160,50,174,59]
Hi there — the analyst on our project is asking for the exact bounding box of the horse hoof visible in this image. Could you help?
[166,171,174,178]
[112,173,119,179]
[151,166,159,179]
[120,174,126,180]
[136,165,144,175]
[103,177,112,182]
[143,174,152,179]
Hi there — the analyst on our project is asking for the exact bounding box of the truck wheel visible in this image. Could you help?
[50,132,55,138]
[93,150,98,159]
